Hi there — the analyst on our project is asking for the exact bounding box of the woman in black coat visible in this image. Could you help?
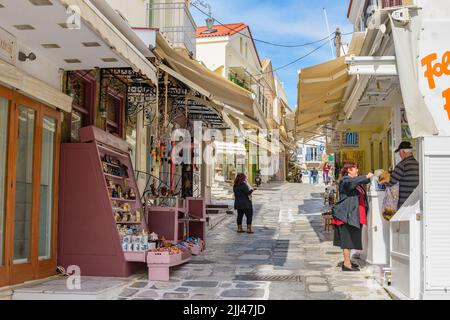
[233,173,255,234]
[332,162,373,271]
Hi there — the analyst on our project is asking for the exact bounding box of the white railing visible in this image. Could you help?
[148,2,197,57]
[382,0,412,8]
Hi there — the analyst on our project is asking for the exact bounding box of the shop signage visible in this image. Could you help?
[0,27,16,66]
[417,0,450,136]
[421,52,450,120]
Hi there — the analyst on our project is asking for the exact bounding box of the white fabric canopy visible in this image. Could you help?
[390,15,439,138]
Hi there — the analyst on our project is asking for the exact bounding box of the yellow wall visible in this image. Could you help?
[339,119,394,175]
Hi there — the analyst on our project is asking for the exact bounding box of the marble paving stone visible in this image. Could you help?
[307,292,349,300]
[220,289,266,298]
[137,290,160,299]
[130,281,149,289]
[308,285,330,293]
[118,288,139,297]
[181,281,219,288]
[163,292,190,300]
[191,294,218,300]
[268,282,306,300]
[306,277,328,284]
[151,282,178,290]
[235,283,260,289]
[191,287,221,295]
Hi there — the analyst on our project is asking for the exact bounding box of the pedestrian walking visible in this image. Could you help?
[323,162,331,185]
[311,167,319,184]
[332,162,374,271]
[386,141,420,208]
[308,169,313,184]
[233,173,255,234]
[297,170,303,183]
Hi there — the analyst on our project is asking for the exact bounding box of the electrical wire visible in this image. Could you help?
[192,2,335,48]
[247,38,333,77]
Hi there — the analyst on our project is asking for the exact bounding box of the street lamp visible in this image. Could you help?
[193,0,217,34]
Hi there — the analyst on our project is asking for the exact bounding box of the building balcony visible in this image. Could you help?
[228,74,251,91]
[381,0,414,8]
[148,2,197,57]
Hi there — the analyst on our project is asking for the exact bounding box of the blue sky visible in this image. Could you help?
[191,0,353,109]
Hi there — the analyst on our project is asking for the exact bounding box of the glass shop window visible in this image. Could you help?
[68,72,95,142]
[106,93,122,136]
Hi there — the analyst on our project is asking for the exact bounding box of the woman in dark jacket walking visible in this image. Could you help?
[332,162,373,271]
[233,173,255,234]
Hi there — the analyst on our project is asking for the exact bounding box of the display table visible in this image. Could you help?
[147,251,191,281]
[146,197,207,244]
[362,190,390,266]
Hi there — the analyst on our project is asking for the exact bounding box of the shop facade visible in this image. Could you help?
[0,0,157,287]
[335,0,450,300]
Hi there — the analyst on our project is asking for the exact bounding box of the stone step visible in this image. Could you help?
[207,204,230,209]
[12,277,132,300]
[0,290,12,300]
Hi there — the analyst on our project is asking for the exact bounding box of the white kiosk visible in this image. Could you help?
[385,0,450,299]
[362,188,389,266]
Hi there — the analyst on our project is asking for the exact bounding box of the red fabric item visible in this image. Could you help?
[358,186,367,225]
[332,217,344,226]
[332,186,367,226]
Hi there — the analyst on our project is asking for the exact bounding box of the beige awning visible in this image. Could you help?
[296,56,349,135]
[155,34,255,118]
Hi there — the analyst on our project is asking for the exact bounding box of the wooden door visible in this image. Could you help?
[8,94,41,285]
[0,85,61,286]
[0,87,13,287]
[36,107,61,280]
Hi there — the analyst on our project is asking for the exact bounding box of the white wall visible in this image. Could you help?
[16,40,62,90]
[196,28,262,80]
[227,30,261,76]
[196,38,228,76]
[105,0,149,27]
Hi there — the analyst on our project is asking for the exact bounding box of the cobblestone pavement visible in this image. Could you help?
[116,183,391,300]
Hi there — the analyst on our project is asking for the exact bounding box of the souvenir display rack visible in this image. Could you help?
[58,126,148,277]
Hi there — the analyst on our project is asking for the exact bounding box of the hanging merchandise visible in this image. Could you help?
[164,72,169,134]
[382,183,399,221]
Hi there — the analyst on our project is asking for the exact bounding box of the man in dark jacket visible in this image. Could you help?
[389,141,420,208]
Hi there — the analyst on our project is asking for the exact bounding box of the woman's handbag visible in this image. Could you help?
[382,183,399,221]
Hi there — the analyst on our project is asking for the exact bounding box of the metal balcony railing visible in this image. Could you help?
[148,2,197,57]
[135,170,183,201]
[382,0,412,8]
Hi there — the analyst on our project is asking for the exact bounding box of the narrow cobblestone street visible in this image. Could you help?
[116,183,391,300]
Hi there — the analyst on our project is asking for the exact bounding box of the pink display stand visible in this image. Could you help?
[146,197,206,243]
[146,200,185,243]
[186,197,207,243]
[147,251,191,281]
[58,126,147,277]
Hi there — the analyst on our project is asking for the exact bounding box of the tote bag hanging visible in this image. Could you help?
[382,183,399,221]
